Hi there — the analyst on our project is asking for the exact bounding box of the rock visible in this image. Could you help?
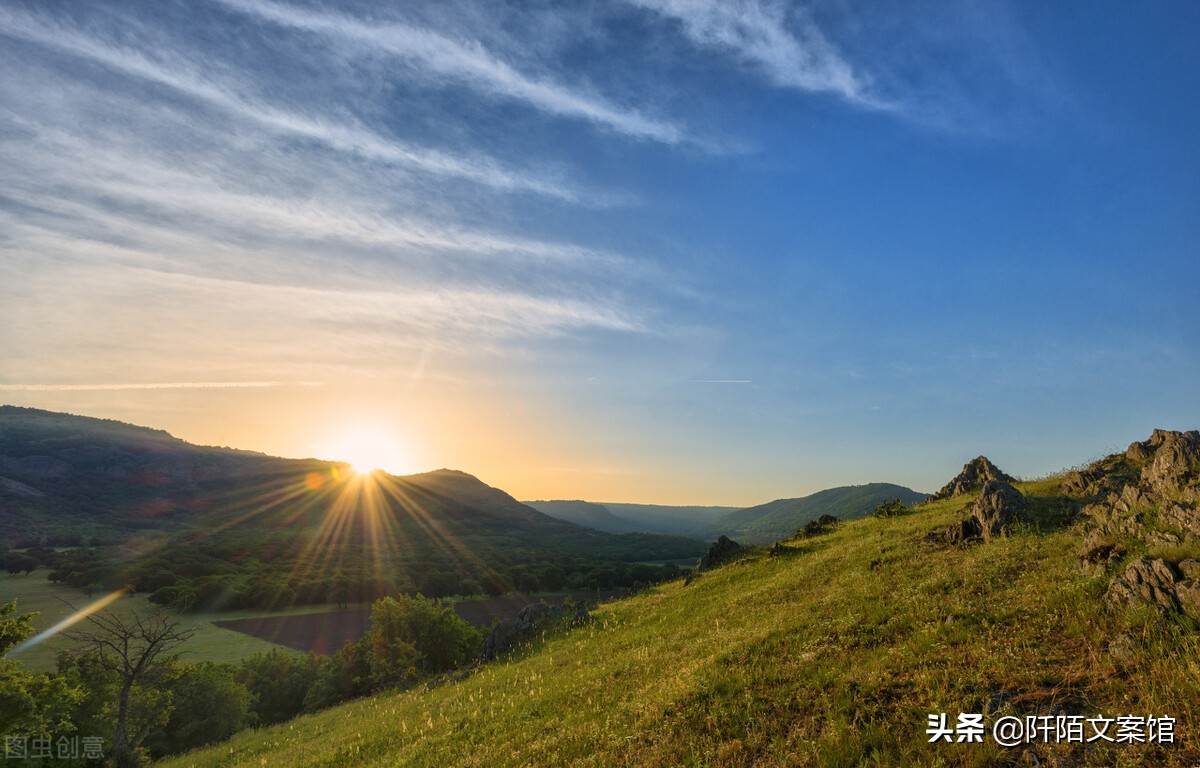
[1140,430,1200,497]
[696,535,744,571]
[1103,556,1182,613]
[482,618,522,660]
[942,480,1026,544]
[1177,581,1200,618]
[1178,559,1200,581]
[1107,632,1138,661]
[1079,529,1125,575]
[928,456,1016,501]
[481,601,568,660]
[801,515,840,537]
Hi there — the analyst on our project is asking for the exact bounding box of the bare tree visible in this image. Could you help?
[63,605,196,768]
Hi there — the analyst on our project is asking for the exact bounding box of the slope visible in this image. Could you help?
[0,407,705,608]
[523,500,649,534]
[165,458,1200,767]
[708,483,929,544]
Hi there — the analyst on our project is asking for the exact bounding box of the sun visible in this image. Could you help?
[318,425,416,477]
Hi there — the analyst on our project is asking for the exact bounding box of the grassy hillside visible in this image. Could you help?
[164,477,1200,767]
[709,483,929,544]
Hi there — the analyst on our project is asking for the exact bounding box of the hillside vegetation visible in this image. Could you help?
[164,443,1200,767]
[707,483,929,544]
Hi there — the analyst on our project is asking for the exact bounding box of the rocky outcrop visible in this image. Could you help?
[695,536,744,571]
[928,456,1015,502]
[481,601,584,660]
[1064,429,1200,501]
[1139,429,1200,498]
[1103,556,1200,619]
[1069,430,1200,618]
[940,480,1026,544]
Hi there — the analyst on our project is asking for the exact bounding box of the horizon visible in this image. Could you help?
[4,403,1194,508]
[2,1,1198,506]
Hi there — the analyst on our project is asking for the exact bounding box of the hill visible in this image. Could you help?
[164,428,1200,767]
[0,407,705,608]
[707,483,929,544]
[523,500,649,534]
[525,500,740,538]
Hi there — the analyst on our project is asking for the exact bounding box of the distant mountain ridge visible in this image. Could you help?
[0,406,705,609]
[707,483,930,544]
[524,500,738,538]
[523,500,650,534]
[530,485,929,545]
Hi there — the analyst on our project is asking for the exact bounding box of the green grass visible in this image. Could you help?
[1,570,300,672]
[161,483,1200,767]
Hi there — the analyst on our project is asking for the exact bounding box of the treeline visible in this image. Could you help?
[1,594,516,767]
[2,542,685,612]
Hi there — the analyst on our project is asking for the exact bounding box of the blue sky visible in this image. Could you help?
[1,0,1197,504]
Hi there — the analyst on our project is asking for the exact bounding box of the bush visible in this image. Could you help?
[873,498,908,518]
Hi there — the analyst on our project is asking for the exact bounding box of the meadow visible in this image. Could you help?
[162,479,1200,767]
[1,570,302,673]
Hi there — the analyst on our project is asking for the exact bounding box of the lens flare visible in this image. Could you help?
[5,587,131,657]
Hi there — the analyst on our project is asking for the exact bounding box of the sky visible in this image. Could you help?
[1,0,1197,506]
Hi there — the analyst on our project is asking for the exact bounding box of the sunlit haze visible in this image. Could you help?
[1,1,1197,505]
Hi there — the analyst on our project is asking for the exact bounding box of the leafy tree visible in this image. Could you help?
[146,662,252,757]
[0,601,84,748]
[236,650,322,726]
[61,606,196,767]
[366,594,481,687]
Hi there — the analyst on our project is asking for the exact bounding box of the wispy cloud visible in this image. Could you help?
[0,382,322,392]
[0,7,593,202]
[629,0,885,109]
[214,0,688,145]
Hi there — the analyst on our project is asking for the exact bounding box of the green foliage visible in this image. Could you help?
[146,662,253,757]
[236,649,323,726]
[0,601,84,746]
[366,595,483,687]
[872,497,909,518]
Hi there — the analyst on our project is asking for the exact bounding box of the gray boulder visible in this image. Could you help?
[943,480,1026,544]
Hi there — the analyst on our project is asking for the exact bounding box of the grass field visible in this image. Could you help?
[0,570,301,673]
[161,480,1200,767]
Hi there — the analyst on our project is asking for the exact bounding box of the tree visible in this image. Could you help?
[62,606,196,767]
[146,662,252,757]
[236,650,322,726]
[0,601,83,749]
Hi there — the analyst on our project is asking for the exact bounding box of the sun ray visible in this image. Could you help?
[5,588,130,657]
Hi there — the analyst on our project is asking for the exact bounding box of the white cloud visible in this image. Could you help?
[630,0,885,108]
[0,7,591,201]
[214,0,688,145]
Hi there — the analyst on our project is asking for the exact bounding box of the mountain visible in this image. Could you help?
[601,502,739,538]
[164,428,1200,767]
[707,483,930,544]
[0,406,705,608]
[523,500,649,534]
[525,500,738,537]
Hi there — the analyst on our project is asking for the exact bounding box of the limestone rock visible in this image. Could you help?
[942,480,1026,545]
[928,456,1016,502]
[1103,556,1182,613]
